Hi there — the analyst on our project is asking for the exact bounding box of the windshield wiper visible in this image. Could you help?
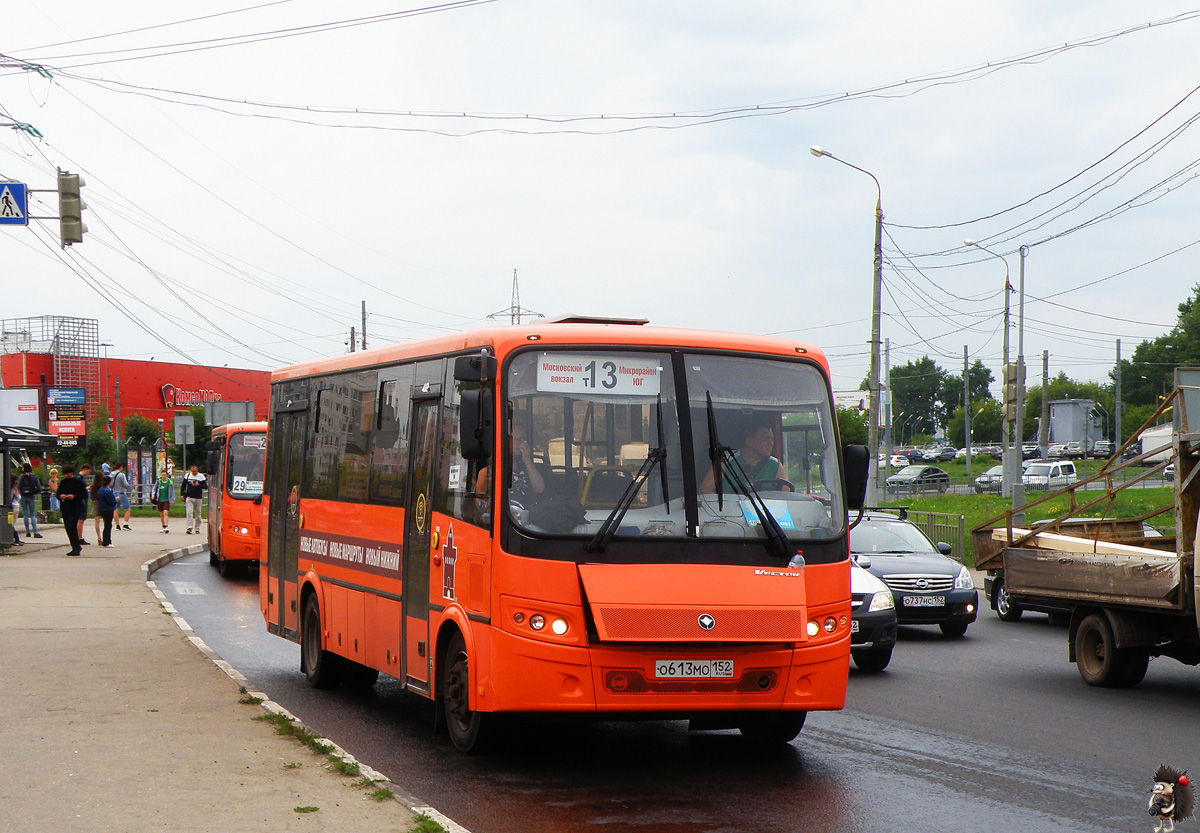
[704,392,792,561]
[586,447,667,554]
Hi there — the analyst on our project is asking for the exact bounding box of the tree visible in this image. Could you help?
[889,357,947,436]
[940,360,995,428]
[837,407,868,446]
[124,414,161,445]
[946,399,1003,447]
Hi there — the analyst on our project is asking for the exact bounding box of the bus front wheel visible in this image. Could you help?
[441,632,487,752]
[738,711,806,745]
[301,596,342,689]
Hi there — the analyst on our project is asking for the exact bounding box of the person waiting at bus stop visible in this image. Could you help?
[182,464,207,534]
[56,465,88,556]
[700,418,791,494]
[16,463,43,539]
[153,469,174,533]
[97,476,117,548]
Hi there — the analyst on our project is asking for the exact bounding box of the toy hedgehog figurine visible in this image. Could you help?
[1150,764,1195,832]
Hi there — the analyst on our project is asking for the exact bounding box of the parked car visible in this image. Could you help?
[1091,440,1114,458]
[974,465,1004,494]
[850,560,897,671]
[978,445,1003,459]
[850,511,978,637]
[889,454,909,469]
[1046,443,1066,458]
[933,446,957,462]
[904,448,927,464]
[1021,460,1078,491]
[885,465,950,494]
[1021,444,1042,460]
[1165,462,1175,483]
[1062,441,1086,459]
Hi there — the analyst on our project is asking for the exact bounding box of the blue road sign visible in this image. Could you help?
[0,182,29,226]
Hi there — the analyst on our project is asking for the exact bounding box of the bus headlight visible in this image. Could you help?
[529,614,546,631]
[551,618,568,635]
[823,617,837,633]
[807,620,819,637]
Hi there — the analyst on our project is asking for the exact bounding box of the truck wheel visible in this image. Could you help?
[301,596,342,689]
[994,580,1023,622]
[852,646,893,672]
[1075,613,1146,688]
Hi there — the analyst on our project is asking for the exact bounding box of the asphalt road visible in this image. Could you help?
[157,554,1194,833]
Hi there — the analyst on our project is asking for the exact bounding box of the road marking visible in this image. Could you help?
[171,581,206,595]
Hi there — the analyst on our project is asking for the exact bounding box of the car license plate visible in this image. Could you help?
[850,620,860,633]
[654,659,734,679]
[903,595,946,607]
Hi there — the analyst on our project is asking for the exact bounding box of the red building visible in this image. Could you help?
[0,350,269,438]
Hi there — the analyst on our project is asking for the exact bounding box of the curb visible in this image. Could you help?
[143,545,471,833]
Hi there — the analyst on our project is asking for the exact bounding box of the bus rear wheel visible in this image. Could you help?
[301,596,342,689]
[737,712,806,745]
[441,632,487,752]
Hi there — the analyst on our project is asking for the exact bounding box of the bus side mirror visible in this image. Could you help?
[842,444,869,510]
[454,353,497,383]
[205,450,219,475]
[459,389,494,461]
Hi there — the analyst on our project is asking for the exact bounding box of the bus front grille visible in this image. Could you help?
[592,606,806,642]
[602,668,780,695]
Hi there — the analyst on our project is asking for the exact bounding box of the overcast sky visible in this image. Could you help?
[3,1,1199,395]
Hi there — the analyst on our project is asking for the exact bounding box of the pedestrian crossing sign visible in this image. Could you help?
[0,182,28,226]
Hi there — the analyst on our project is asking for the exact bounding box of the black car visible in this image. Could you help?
[885,465,950,494]
[850,512,978,637]
[850,560,897,671]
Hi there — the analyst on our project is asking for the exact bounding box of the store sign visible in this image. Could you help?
[161,384,222,407]
[48,387,86,405]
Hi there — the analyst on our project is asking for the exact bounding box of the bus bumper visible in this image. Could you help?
[480,628,848,714]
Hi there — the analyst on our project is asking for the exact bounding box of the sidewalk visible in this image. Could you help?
[0,518,425,833]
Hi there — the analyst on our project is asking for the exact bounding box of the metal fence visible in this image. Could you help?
[865,506,967,563]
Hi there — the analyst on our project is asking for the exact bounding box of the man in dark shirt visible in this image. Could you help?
[56,465,89,556]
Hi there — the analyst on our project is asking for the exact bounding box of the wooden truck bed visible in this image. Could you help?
[989,527,1188,610]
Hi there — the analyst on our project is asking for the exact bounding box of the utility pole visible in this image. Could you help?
[361,301,368,351]
[1038,351,1050,456]
[1114,340,1123,451]
[884,339,893,477]
[114,376,123,449]
[349,326,356,352]
[964,346,972,477]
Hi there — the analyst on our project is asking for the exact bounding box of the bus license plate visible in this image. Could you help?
[903,595,945,607]
[654,659,734,679]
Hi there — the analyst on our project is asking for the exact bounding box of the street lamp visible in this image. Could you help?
[965,239,1020,503]
[811,144,884,506]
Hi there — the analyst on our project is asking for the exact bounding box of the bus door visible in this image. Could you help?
[267,408,306,638]
[207,436,225,556]
[402,392,441,691]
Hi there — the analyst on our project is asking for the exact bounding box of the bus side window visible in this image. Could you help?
[370,367,413,505]
[439,368,491,529]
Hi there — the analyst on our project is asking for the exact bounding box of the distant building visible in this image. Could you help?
[1,315,268,441]
[1048,399,1104,448]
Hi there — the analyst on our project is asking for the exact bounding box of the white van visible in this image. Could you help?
[1022,461,1077,491]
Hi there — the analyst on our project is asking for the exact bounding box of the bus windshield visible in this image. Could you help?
[504,349,843,545]
[226,432,266,499]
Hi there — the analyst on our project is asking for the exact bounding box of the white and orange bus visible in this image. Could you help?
[262,318,868,751]
[206,421,268,576]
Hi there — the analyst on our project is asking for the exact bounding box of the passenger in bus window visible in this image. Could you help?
[700,419,790,494]
[475,423,546,509]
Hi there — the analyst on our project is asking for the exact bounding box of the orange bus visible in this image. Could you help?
[206,421,268,577]
[262,318,867,751]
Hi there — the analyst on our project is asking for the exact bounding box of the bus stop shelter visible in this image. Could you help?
[0,425,57,549]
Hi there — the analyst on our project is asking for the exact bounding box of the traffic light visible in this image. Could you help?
[57,169,87,247]
[1002,362,1023,422]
